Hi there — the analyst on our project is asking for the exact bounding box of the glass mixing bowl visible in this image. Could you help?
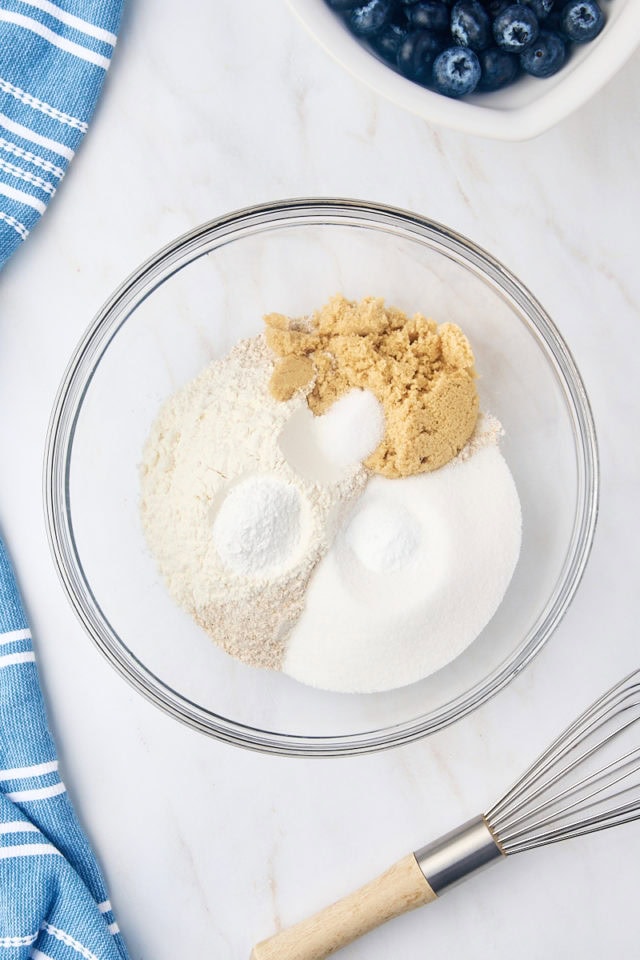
[44,199,598,756]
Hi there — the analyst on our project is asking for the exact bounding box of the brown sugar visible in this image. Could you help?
[265,294,479,478]
[269,354,314,402]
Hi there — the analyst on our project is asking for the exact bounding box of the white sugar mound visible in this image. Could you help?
[283,443,522,693]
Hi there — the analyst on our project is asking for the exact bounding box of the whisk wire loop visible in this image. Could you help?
[490,681,640,822]
[486,670,640,854]
[495,729,640,837]
[498,755,640,846]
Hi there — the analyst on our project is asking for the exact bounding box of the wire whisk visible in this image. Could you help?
[488,668,640,854]
[252,669,640,960]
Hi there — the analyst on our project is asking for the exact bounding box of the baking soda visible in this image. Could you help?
[212,475,305,577]
[344,498,419,574]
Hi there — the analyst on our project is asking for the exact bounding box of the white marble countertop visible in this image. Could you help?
[1,1,639,957]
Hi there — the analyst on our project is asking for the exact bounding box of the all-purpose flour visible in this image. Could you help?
[140,334,370,671]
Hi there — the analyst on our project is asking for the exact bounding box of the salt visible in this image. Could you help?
[315,389,385,468]
[278,388,384,485]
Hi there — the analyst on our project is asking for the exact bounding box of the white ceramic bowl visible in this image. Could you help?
[286,0,640,140]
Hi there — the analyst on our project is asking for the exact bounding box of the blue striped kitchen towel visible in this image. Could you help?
[0,537,129,957]
[0,0,123,265]
[0,1,129,955]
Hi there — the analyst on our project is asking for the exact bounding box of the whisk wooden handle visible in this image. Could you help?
[250,854,436,960]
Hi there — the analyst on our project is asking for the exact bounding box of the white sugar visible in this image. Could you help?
[283,441,522,693]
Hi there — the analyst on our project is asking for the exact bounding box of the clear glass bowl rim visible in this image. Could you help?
[44,198,599,757]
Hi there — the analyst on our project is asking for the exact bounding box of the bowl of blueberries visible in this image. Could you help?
[286,0,640,138]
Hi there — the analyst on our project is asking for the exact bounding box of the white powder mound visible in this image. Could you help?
[139,334,368,671]
[315,389,385,468]
[345,498,419,574]
[277,389,384,486]
[212,475,306,577]
[282,441,522,693]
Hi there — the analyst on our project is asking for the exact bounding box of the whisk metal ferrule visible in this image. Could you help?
[414,816,505,895]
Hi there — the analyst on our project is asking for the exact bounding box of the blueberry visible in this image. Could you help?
[477,45,519,89]
[388,4,411,26]
[451,1,492,50]
[493,4,539,51]
[401,0,454,6]
[397,28,446,81]
[561,1,604,43]
[433,45,481,96]
[522,0,554,17]
[326,0,365,9]
[348,0,394,36]
[542,10,563,31]
[324,0,605,100]
[520,29,566,75]
[407,1,450,32]
[482,0,511,15]
[372,21,410,61]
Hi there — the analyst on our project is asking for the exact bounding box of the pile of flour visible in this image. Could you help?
[139,335,376,671]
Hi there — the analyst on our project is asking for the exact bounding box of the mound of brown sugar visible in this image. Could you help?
[265,294,479,478]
